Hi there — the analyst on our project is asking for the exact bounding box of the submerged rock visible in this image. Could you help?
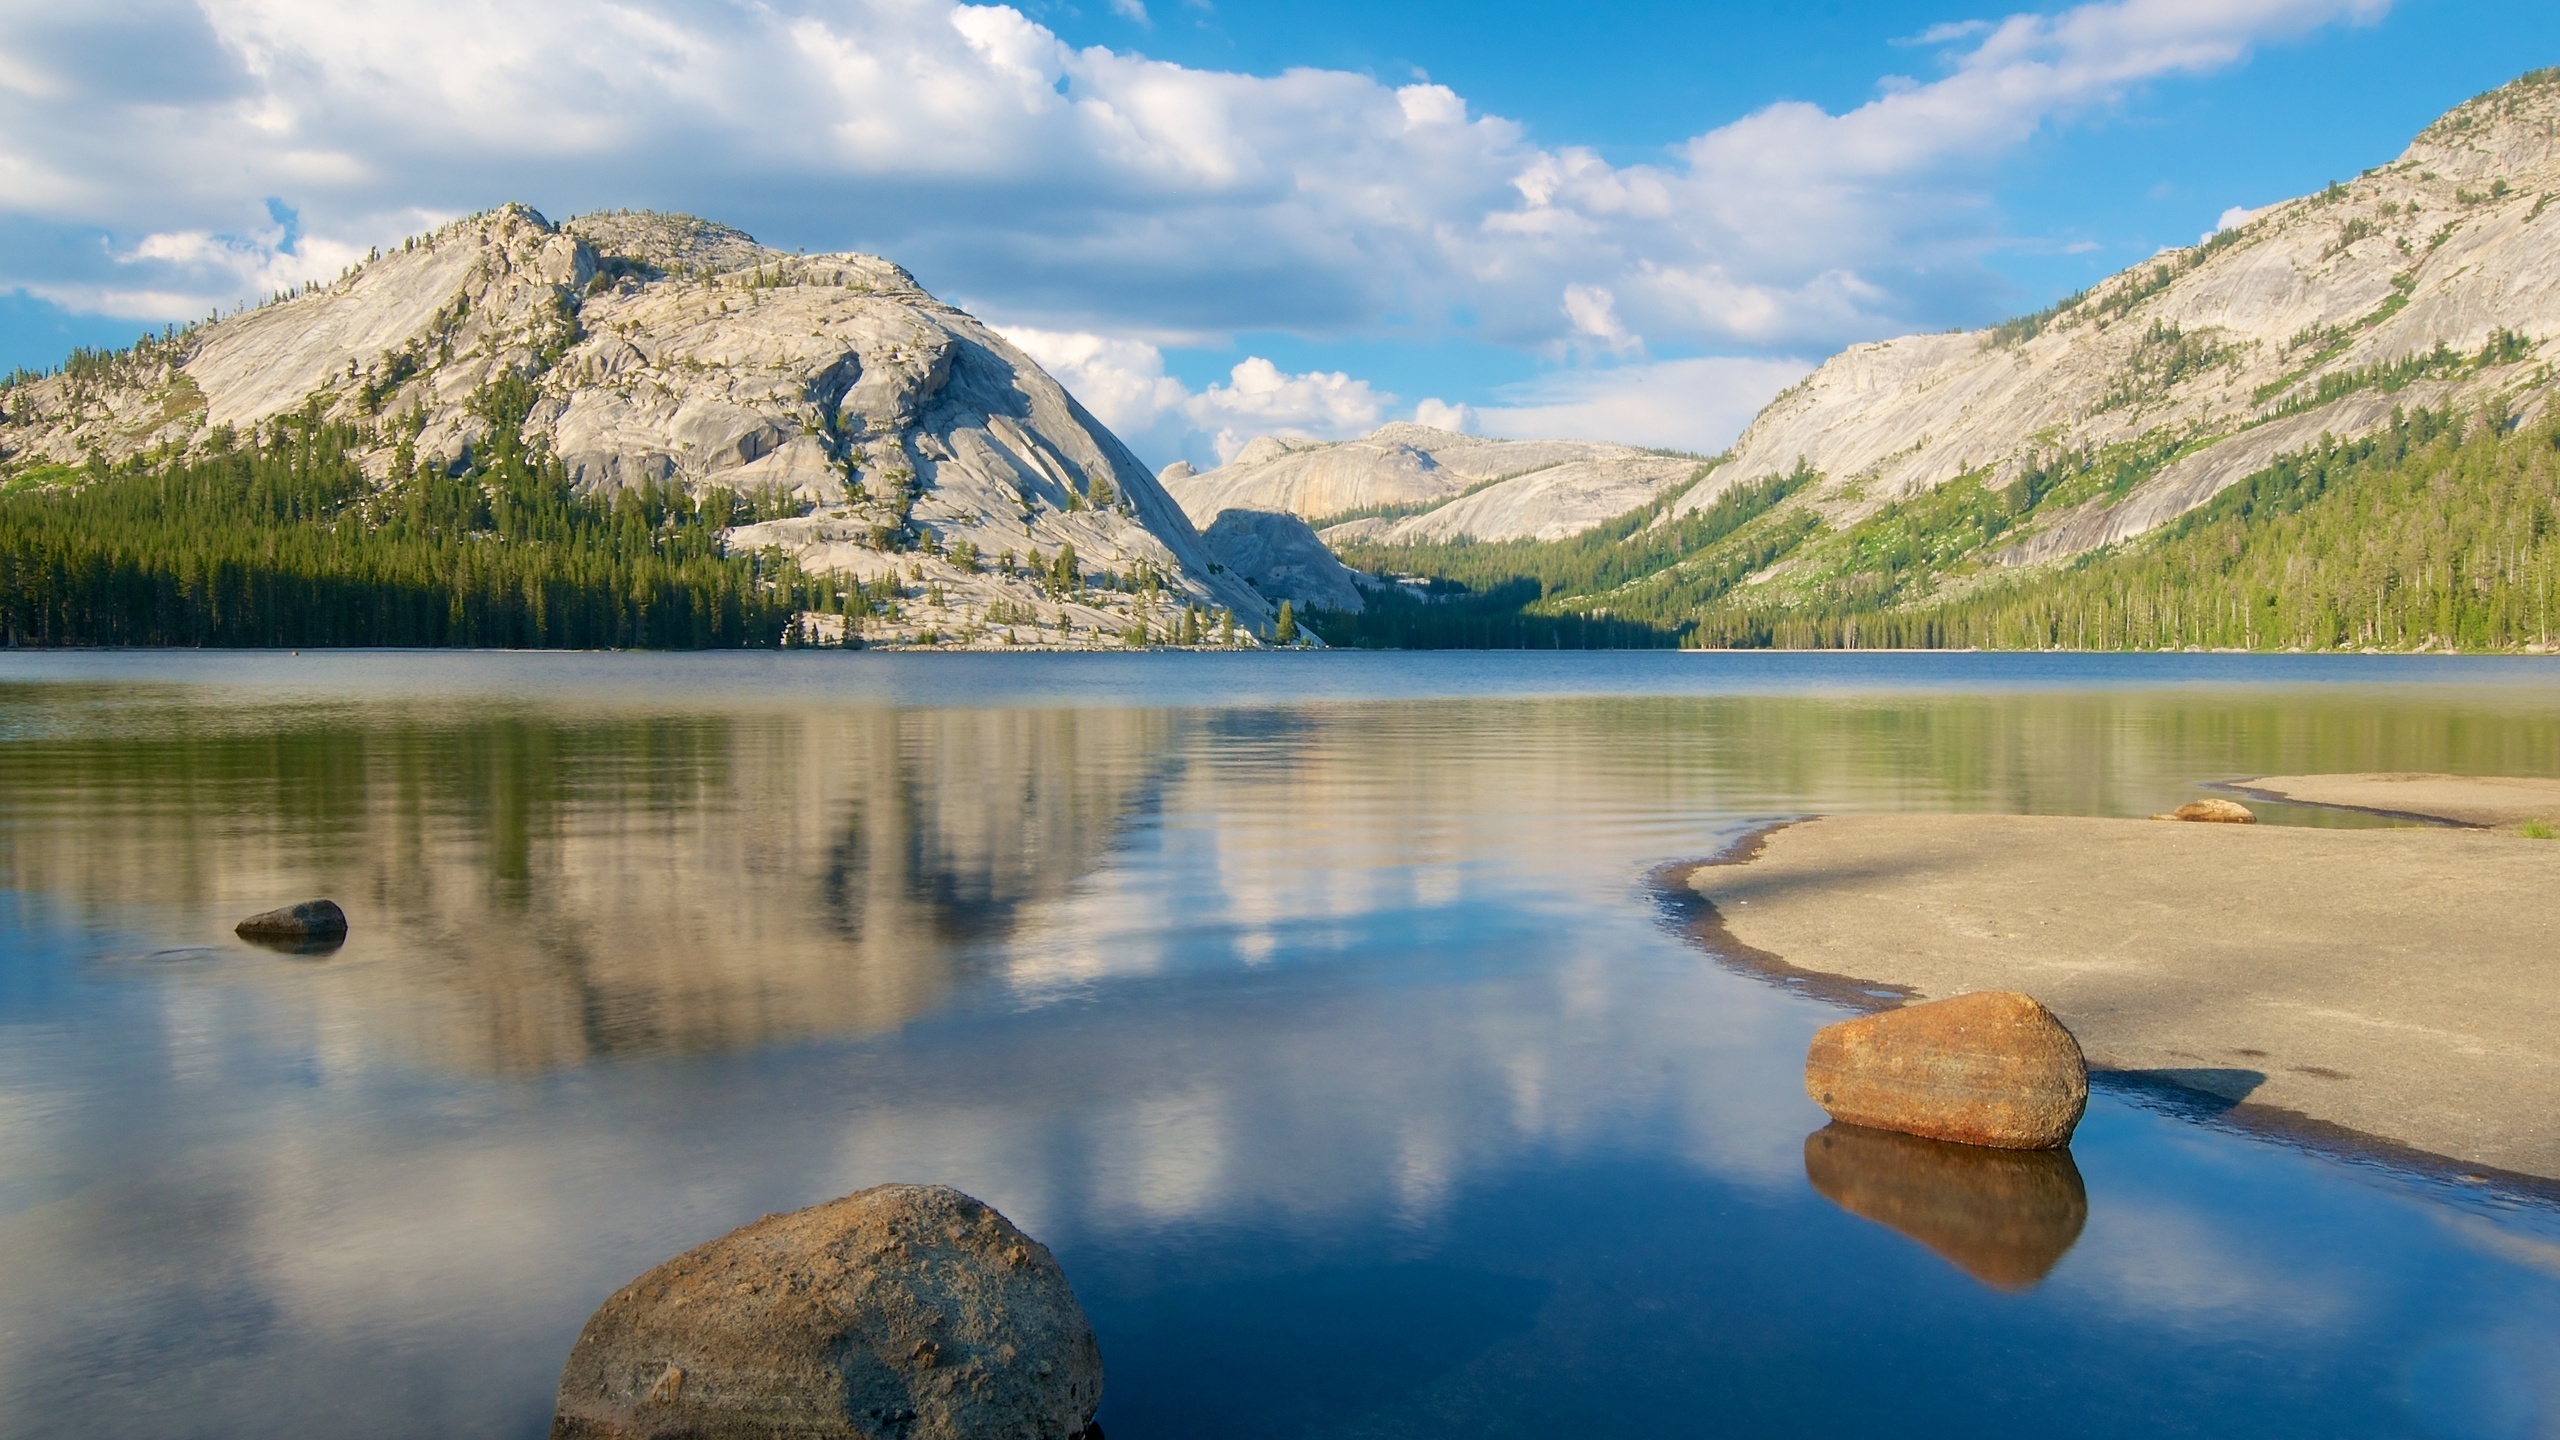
[234,899,349,942]
[551,1183,1102,1440]
[2153,798,2257,824]
[1804,991,2088,1150]
[1803,1122,2088,1290]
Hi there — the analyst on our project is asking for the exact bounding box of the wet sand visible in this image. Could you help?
[2236,773,2560,830]
[1686,814,2560,1180]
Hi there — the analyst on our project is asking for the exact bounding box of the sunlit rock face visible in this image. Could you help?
[1678,72,2560,566]
[1165,423,1705,543]
[0,205,1272,647]
[0,703,1176,1072]
[1803,993,2089,1151]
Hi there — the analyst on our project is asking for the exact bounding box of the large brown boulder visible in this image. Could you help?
[1804,991,2088,1149]
[551,1184,1103,1440]
[1803,1122,2088,1290]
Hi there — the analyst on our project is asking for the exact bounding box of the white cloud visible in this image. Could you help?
[1187,356,1386,462]
[1474,356,1814,454]
[1562,283,1641,357]
[997,324,1190,437]
[1010,330,1809,464]
[998,326,1388,467]
[1413,397,1475,433]
[0,0,2392,344]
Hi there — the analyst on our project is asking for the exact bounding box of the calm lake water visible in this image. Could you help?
[2,650,2558,1439]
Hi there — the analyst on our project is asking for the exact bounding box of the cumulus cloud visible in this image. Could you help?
[1003,318,1795,464]
[1562,284,1641,357]
[0,0,2392,354]
[997,324,1191,437]
[1412,398,1476,433]
[999,327,1388,467]
[1474,357,1814,454]
[1187,358,1387,462]
[71,215,370,318]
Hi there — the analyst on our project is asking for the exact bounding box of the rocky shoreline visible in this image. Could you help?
[1678,783,2560,1183]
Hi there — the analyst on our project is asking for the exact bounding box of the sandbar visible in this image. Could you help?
[1685,813,2560,1181]
[2237,772,2560,830]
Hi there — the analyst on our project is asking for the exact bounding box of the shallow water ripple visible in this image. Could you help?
[0,652,2555,1439]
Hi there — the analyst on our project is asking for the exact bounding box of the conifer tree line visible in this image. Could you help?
[0,385,832,649]
[1688,405,2560,651]
[1320,404,2560,651]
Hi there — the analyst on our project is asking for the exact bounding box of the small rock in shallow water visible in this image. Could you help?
[1805,991,2088,1150]
[233,899,348,941]
[551,1183,1103,1440]
[2152,797,2257,824]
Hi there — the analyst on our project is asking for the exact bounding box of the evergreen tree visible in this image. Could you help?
[0,394,813,648]
[1275,600,1297,645]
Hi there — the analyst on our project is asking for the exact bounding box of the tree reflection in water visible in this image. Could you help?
[0,696,1174,1071]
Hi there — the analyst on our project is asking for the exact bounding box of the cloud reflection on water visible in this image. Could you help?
[2,673,2560,1437]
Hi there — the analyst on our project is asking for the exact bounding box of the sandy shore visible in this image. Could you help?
[1685,813,2560,1181]
[2236,773,2560,829]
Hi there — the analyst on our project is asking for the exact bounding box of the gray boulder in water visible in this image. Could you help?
[233,899,349,941]
[551,1184,1103,1440]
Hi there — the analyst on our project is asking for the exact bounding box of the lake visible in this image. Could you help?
[1,650,2557,1439]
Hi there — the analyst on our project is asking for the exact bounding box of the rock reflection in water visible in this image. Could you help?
[1802,1122,2088,1291]
[231,931,348,959]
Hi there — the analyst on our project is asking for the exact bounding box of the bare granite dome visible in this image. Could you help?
[1165,423,1705,543]
[1680,69,2560,574]
[0,204,1274,647]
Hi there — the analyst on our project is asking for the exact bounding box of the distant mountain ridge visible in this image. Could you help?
[0,206,1275,647]
[1318,69,2560,653]
[1164,424,1706,544]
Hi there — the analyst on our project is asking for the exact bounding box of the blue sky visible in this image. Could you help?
[0,0,2551,466]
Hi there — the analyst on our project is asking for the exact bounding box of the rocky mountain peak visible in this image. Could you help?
[2407,67,2560,179]
[1363,422,1470,449]
[0,205,1277,647]
[1677,69,2560,581]
[567,211,767,276]
[1228,433,1326,468]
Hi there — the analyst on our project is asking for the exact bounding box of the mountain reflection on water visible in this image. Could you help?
[0,653,2558,1440]
[0,700,1177,1069]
